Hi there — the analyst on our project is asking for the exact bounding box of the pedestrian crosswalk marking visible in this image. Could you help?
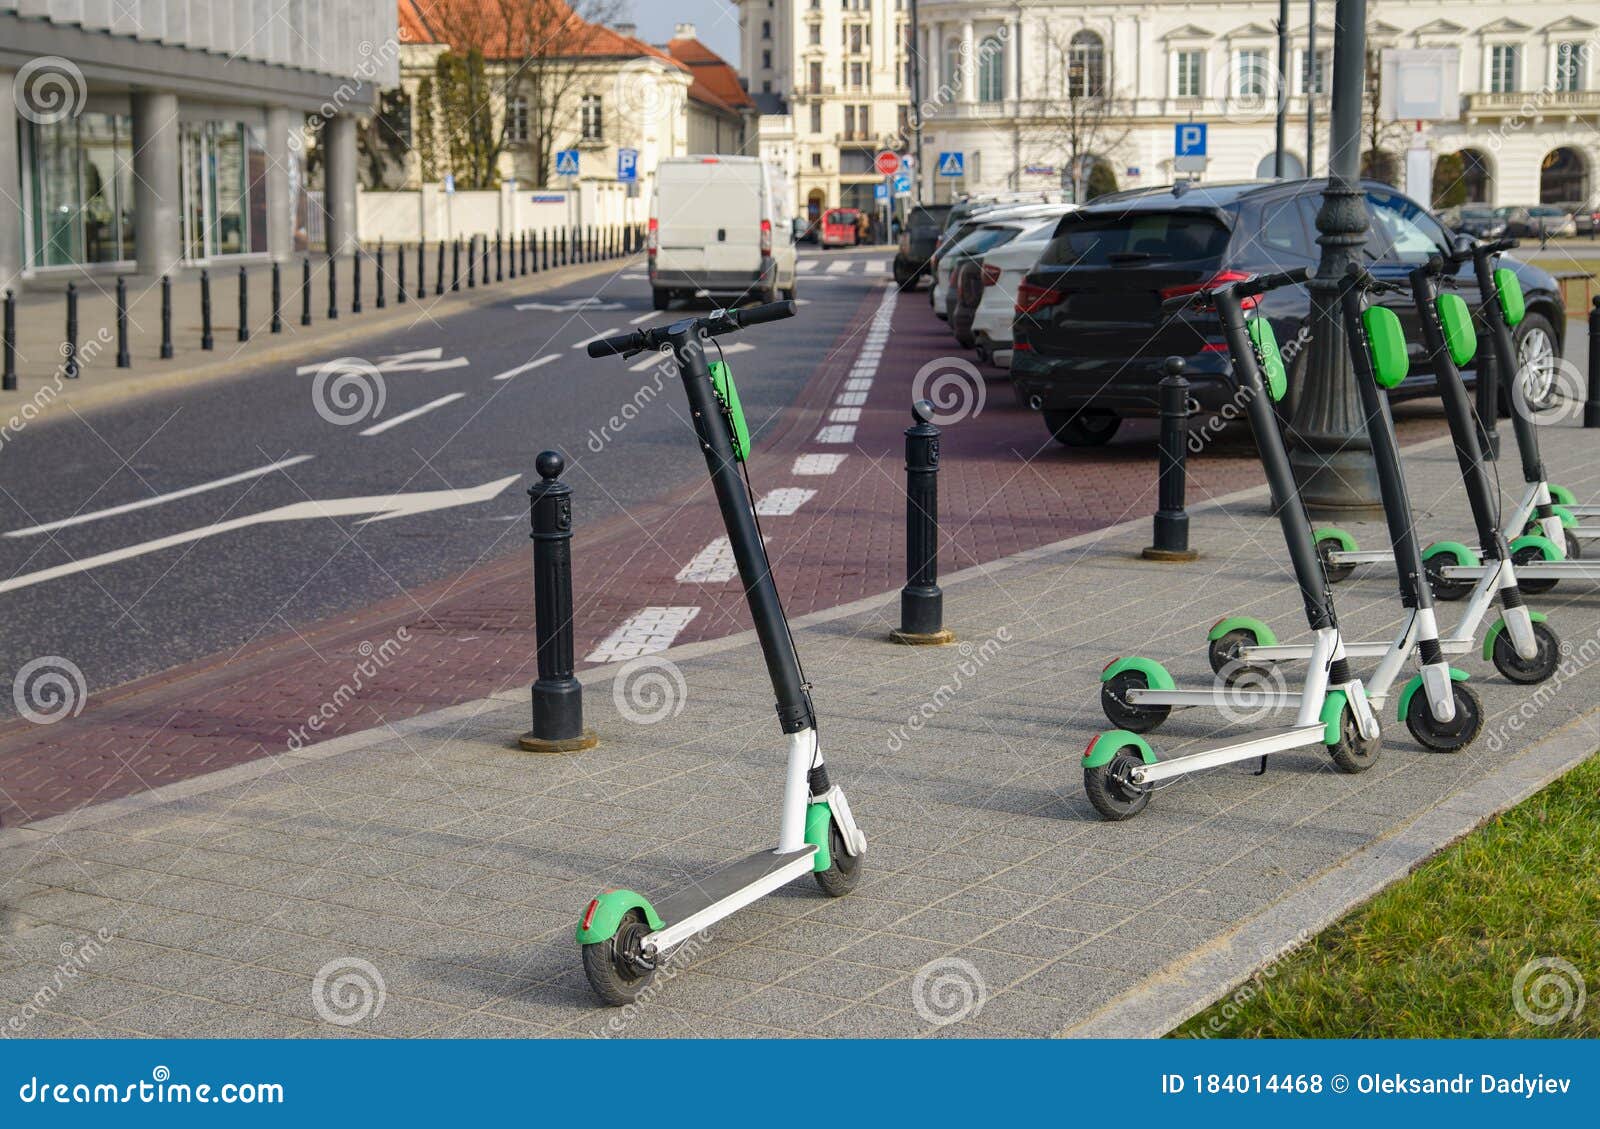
[791,454,847,476]
[826,260,852,274]
[814,424,856,443]
[586,606,701,662]
[755,488,817,516]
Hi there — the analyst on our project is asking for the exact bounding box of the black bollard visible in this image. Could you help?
[436,239,445,296]
[270,261,283,333]
[162,274,176,355]
[452,238,460,291]
[541,229,549,271]
[398,242,407,304]
[468,234,476,288]
[519,451,599,753]
[3,289,16,391]
[1586,297,1600,429]
[200,270,214,349]
[1142,357,1198,562]
[236,265,249,342]
[376,240,386,308]
[890,399,954,644]
[496,231,503,281]
[326,253,338,319]
[1475,321,1500,458]
[352,245,363,313]
[520,231,527,276]
[300,259,312,327]
[115,276,130,367]
[481,236,490,285]
[63,282,80,377]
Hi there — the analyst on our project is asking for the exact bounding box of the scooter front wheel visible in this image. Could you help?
[1326,704,1381,774]
[1084,751,1152,821]
[1100,670,1170,732]
[1492,620,1561,685]
[1405,681,1483,753]
[582,908,658,1006]
[814,821,863,898]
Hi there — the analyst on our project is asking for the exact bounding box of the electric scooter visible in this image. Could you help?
[1086,268,1382,822]
[576,301,866,1004]
[1199,264,1562,699]
[1106,261,1492,751]
[1316,237,1580,584]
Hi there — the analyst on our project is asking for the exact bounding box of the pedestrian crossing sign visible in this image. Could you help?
[555,149,580,177]
[937,151,965,177]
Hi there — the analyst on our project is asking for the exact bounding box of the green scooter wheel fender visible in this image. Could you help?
[577,890,664,944]
[1396,668,1470,723]
[1099,655,1176,690]
[1548,484,1577,507]
[1082,729,1156,769]
[1206,615,1278,647]
[1319,690,1351,746]
[1311,526,1358,553]
[1529,507,1576,533]
[1482,610,1550,661]
[1509,533,1563,562]
[804,801,834,872]
[1421,540,1481,567]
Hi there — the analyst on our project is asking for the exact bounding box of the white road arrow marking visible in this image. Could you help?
[515,298,626,312]
[5,456,314,538]
[359,392,465,436]
[492,354,560,381]
[0,476,521,596]
[296,346,469,375]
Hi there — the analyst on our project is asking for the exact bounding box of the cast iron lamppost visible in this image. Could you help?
[1287,0,1381,511]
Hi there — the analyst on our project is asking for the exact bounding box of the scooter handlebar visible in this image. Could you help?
[585,301,797,359]
[1343,261,1407,295]
[725,299,797,329]
[1236,266,1311,298]
[586,330,647,358]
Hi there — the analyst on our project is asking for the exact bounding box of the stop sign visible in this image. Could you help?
[874,150,901,176]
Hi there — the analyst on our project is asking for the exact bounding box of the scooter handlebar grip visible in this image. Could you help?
[586,331,645,358]
[1239,267,1311,297]
[733,300,797,328]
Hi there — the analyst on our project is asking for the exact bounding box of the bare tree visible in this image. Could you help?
[1360,47,1410,186]
[1025,26,1133,201]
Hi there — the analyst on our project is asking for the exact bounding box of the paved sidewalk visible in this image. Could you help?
[3,416,1599,1037]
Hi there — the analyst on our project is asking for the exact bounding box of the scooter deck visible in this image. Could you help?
[646,846,817,951]
[1137,724,1326,784]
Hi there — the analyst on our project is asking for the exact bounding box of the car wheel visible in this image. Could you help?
[651,289,670,311]
[1043,410,1121,447]
[1512,313,1561,414]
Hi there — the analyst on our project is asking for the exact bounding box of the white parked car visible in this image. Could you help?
[969,217,1061,367]
[649,155,796,311]
[930,203,1074,318]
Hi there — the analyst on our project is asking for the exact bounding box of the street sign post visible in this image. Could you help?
[936,151,964,178]
[616,148,638,183]
[874,150,901,176]
[1174,123,1207,174]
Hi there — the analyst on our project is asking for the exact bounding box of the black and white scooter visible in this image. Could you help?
[1087,268,1382,822]
[576,301,865,1004]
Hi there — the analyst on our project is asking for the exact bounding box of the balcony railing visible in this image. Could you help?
[1465,89,1600,114]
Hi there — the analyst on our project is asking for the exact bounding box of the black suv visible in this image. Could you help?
[893,204,952,287]
[1011,179,1566,446]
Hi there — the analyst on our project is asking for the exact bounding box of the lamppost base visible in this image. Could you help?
[1140,547,1199,562]
[517,729,598,753]
[889,628,956,646]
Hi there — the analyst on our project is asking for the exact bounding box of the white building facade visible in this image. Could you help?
[741,0,1598,214]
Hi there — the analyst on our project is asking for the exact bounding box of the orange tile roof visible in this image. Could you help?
[399,0,684,71]
[666,32,754,114]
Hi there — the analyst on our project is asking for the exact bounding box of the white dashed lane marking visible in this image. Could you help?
[585,606,702,662]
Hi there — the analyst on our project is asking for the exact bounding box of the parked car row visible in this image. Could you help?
[906,180,1569,449]
[1440,203,1589,240]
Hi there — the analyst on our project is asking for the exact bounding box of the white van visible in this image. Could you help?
[649,155,797,311]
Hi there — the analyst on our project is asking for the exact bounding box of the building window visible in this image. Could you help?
[898,104,909,133]
[844,105,855,136]
[24,111,138,267]
[809,24,820,46]
[581,94,603,141]
[850,25,863,53]
[506,96,529,143]
[809,61,822,89]
[978,36,1005,101]
[1299,48,1329,94]
[1490,44,1518,93]
[762,20,771,39]
[944,38,961,91]
[1175,49,1204,98]
[1070,31,1107,98]
[812,152,822,168]
[810,103,823,133]
[1556,42,1587,92]
[850,62,864,88]
[1236,48,1268,97]
[762,49,772,69]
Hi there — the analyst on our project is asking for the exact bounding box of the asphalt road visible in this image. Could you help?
[0,249,894,709]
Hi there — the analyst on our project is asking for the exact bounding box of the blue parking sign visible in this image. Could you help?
[1174,123,1207,157]
[617,148,638,183]
[555,149,580,177]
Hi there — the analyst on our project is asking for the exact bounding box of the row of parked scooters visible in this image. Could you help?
[1087,236,1593,820]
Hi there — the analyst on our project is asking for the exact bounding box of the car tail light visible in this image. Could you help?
[760,218,772,256]
[1160,270,1257,310]
[647,217,658,253]
[1015,281,1064,315]
[981,264,1001,287]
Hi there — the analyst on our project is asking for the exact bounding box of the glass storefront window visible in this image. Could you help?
[180,121,267,260]
[25,112,135,268]
[246,125,269,254]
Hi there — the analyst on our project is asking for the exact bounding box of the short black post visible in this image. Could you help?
[467,235,476,288]
[1586,297,1600,429]
[541,229,549,271]
[236,265,249,342]
[891,399,954,645]
[518,450,598,753]
[520,231,528,276]
[161,274,175,356]
[436,240,446,295]
[270,261,283,332]
[300,259,312,327]
[1475,321,1500,457]
[3,289,17,390]
[200,270,214,348]
[1143,357,1198,562]
[115,276,131,367]
[496,231,504,281]
[416,241,426,300]
[63,282,79,377]
[326,254,338,320]
[451,238,460,291]
[376,240,386,308]
[351,245,363,313]
[481,237,490,285]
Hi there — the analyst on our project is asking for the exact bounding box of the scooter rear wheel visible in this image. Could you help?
[1405,681,1483,753]
[1492,620,1561,685]
[582,908,658,1006]
[1317,537,1356,583]
[1084,751,1152,821]
[1207,629,1268,682]
[1326,704,1381,773]
[1511,544,1559,594]
[1424,554,1473,602]
[814,821,863,898]
[1100,670,1170,732]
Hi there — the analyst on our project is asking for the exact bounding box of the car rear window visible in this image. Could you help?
[952,225,1021,257]
[1041,213,1231,266]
